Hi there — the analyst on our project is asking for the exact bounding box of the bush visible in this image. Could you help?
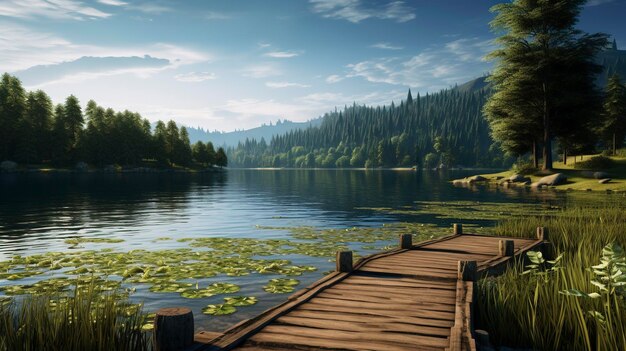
[573,155,616,170]
[511,159,537,175]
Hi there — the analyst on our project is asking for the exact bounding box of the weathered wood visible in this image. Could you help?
[499,240,514,256]
[336,251,353,272]
[196,231,546,351]
[153,307,194,351]
[453,223,463,235]
[536,226,548,241]
[399,233,412,249]
[457,261,477,282]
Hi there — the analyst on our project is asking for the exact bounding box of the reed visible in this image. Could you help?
[478,203,626,350]
[0,282,150,351]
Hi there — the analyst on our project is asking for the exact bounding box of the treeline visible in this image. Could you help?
[0,73,226,168]
[228,88,512,168]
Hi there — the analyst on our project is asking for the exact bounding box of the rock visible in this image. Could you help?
[593,171,609,179]
[523,181,531,186]
[467,175,487,183]
[509,174,526,183]
[495,176,504,180]
[536,173,567,186]
[0,160,17,171]
[580,171,595,178]
[452,179,466,186]
[599,178,612,184]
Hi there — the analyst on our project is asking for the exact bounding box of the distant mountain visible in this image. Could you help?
[183,118,323,146]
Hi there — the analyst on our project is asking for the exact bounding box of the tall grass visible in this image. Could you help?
[477,203,626,350]
[0,284,150,351]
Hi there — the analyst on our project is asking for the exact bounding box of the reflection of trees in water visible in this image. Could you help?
[0,172,227,241]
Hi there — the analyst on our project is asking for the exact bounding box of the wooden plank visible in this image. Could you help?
[314,292,455,311]
[286,309,454,328]
[255,325,449,348]
[275,315,451,337]
[246,332,442,351]
[297,301,454,321]
[329,284,456,299]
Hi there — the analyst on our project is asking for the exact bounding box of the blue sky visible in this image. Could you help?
[1,0,624,131]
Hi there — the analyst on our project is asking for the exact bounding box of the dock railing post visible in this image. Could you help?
[153,307,194,351]
[399,234,412,249]
[336,251,353,273]
[536,226,553,260]
[453,223,463,235]
[536,226,549,242]
[458,260,477,281]
[499,240,514,257]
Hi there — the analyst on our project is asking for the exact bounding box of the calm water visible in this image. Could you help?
[0,169,570,330]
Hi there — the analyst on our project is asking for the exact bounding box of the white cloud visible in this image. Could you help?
[98,0,127,6]
[445,38,494,62]
[263,51,301,58]
[325,74,344,83]
[175,72,217,82]
[205,11,230,20]
[371,42,403,50]
[0,0,111,20]
[241,64,281,78]
[257,42,271,49]
[309,0,415,23]
[265,81,310,88]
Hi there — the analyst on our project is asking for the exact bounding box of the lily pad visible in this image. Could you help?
[202,304,237,316]
[223,296,258,306]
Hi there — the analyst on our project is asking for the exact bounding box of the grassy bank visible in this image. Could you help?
[475,153,626,192]
[0,284,150,351]
[477,202,626,350]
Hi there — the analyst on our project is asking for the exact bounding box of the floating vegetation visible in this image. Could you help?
[263,278,300,294]
[202,303,237,316]
[64,237,125,247]
[223,296,258,306]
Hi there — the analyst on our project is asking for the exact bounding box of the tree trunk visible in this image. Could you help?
[563,148,567,165]
[532,141,538,168]
[614,133,617,155]
[542,83,553,171]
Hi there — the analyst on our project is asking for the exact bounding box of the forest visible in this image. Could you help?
[0,73,227,169]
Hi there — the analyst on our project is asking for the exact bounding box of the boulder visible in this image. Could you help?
[0,160,17,171]
[599,178,612,184]
[593,171,609,179]
[508,174,526,183]
[467,175,487,183]
[536,173,567,186]
[580,171,595,178]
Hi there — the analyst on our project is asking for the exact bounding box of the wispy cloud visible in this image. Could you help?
[0,0,112,20]
[371,42,404,50]
[205,11,230,20]
[266,81,310,88]
[241,64,281,78]
[309,0,415,23]
[97,0,127,6]
[445,38,494,62]
[175,71,217,82]
[263,51,302,58]
[586,0,614,6]
[325,74,344,83]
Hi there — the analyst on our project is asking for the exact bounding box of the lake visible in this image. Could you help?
[0,169,584,331]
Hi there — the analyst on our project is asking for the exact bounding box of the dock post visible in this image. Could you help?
[336,251,353,273]
[453,223,463,235]
[458,260,477,281]
[498,240,514,256]
[536,226,549,241]
[153,307,194,351]
[399,234,412,249]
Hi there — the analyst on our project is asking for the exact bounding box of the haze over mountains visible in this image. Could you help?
[187,43,626,149]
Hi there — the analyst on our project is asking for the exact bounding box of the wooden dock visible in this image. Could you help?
[156,225,548,351]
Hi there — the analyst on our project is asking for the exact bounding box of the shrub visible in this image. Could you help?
[573,155,616,170]
[511,159,537,175]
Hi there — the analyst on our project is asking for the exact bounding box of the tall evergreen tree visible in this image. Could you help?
[602,74,626,153]
[63,95,84,162]
[484,0,607,170]
[215,147,228,167]
[0,73,26,161]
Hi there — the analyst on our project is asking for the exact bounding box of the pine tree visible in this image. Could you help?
[602,74,626,153]
[484,0,607,170]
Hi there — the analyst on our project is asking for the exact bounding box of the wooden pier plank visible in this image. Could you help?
[197,233,543,351]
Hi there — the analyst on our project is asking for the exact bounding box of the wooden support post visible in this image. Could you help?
[399,234,412,249]
[154,307,194,351]
[536,226,549,241]
[453,223,463,235]
[458,260,477,281]
[336,251,353,273]
[499,240,514,256]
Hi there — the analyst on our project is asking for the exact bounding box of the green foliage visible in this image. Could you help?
[511,159,537,175]
[0,284,149,351]
[484,0,608,170]
[227,89,509,169]
[478,204,626,350]
[601,74,626,152]
[573,155,616,170]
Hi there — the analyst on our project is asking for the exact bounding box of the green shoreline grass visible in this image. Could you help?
[474,154,626,192]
